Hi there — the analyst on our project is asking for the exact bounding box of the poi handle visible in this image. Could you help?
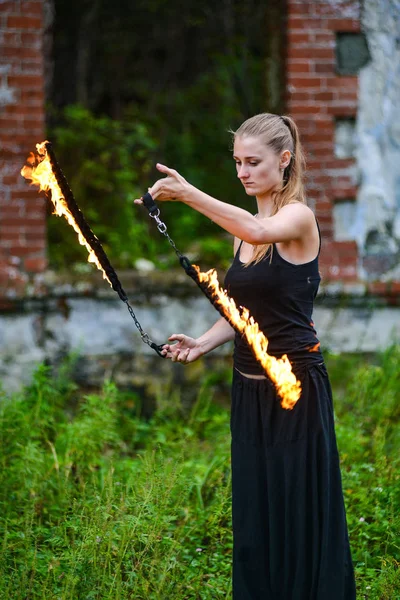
[142,191,158,216]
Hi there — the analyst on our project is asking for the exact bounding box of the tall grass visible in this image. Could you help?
[0,349,399,599]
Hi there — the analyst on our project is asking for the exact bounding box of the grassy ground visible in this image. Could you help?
[0,349,399,599]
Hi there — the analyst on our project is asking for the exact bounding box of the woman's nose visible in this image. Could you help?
[237,165,249,179]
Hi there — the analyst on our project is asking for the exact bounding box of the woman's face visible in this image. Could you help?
[233,135,286,198]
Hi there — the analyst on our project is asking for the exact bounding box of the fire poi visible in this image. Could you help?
[21,141,301,410]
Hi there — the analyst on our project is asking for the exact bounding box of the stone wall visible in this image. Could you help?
[0,0,47,299]
[286,0,361,282]
[286,0,400,286]
[1,269,400,394]
[354,0,400,281]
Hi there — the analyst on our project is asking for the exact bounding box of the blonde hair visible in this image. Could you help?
[233,113,306,265]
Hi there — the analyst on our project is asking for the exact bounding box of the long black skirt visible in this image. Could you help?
[231,363,356,600]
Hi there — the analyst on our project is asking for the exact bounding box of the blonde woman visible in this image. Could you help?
[136,113,356,600]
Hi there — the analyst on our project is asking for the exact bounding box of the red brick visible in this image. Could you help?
[319,158,354,169]
[1,32,21,46]
[367,282,389,295]
[289,103,326,114]
[311,174,334,185]
[25,229,46,240]
[311,91,335,101]
[0,235,23,246]
[21,1,43,16]
[288,76,325,88]
[0,2,20,13]
[8,74,44,89]
[7,96,44,115]
[7,244,45,256]
[335,88,359,101]
[327,104,358,116]
[288,17,323,30]
[315,200,332,210]
[20,32,41,46]
[287,91,311,102]
[288,48,335,62]
[2,217,45,228]
[326,19,360,32]
[287,32,312,45]
[0,117,21,131]
[24,256,47,273]
[333,187,358,199]
[336,241,357,255]
[315,214,333,226]
[314,62,335,74]
[287,61,313,73]
[7,16,42,29]
[1,46,41,59]
[288,3,312,16]
[389,282,400,294]
[330,75,358,88]
[2,175,20,185]
[313,32,335,44]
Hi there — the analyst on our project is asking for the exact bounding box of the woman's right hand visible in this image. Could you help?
[161,334,203,364]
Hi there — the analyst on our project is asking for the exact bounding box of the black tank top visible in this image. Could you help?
[224,234,323,375]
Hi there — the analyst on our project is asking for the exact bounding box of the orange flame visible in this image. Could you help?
[21,141,111,285]
[194,266,301,409]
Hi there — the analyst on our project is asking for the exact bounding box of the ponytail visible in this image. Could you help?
[233,113,306,266]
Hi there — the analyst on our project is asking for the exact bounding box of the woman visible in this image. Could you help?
[135,113,356,599]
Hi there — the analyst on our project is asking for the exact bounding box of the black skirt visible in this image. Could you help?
[231,363,356,600]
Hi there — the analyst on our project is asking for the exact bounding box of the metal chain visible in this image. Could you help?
[123,299,153,345]
[126,207,182,354]
[149,209,184,259]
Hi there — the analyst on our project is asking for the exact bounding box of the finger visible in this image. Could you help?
[134,199,143,205]
[156,163,178,178]
[161,344,177,354]
[149,179,168,200]
[178,347,191,361]
[168,334,185,342]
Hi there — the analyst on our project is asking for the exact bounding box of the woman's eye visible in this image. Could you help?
[249,162,259,166]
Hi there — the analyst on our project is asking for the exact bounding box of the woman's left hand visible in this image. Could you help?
[134,163,189,205]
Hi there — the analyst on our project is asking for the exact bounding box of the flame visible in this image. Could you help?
[308,342,321,353]
[194,266,301,409]
[21,141,111,285]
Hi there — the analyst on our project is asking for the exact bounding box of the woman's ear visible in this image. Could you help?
[279,150,291,170]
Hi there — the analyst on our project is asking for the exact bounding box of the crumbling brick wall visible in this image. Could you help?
[0,0,46,298]
[286,0,361,281]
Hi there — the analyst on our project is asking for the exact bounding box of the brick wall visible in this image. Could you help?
[0,0,46,297]
[286,0,361,282]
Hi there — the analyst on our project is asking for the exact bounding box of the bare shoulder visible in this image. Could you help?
[278,202,316,228]
[278,202,315,220]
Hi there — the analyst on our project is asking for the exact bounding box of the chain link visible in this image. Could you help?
[150,211,184,259]
[124,299,154,347]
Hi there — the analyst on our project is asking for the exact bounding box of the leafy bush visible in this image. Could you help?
[0,350,399,598]
[47,105,161,270]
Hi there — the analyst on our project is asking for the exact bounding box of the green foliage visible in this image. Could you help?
[48,0,272,272]
[47,105,161,270]
[0,350,399,599]
[326,348,400,599]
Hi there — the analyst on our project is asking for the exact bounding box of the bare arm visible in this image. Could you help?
[162,317,235,364]
[137,164,316,245]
